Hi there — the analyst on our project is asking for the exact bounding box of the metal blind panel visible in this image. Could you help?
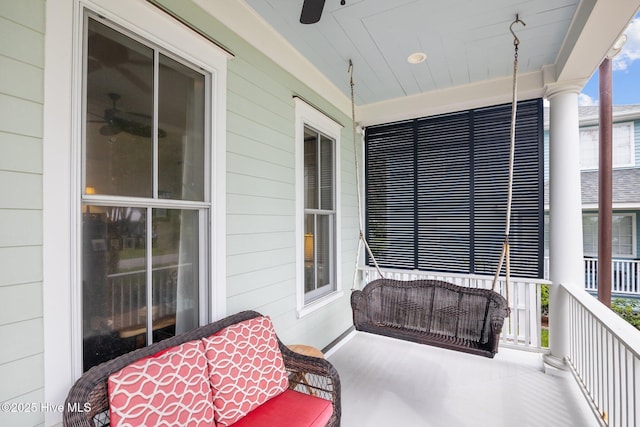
[365,122,416,268]
[416,112,471,272]
[365,99,543,278]
[473,100,542,278]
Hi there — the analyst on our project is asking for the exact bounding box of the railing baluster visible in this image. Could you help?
[563,283,640,427]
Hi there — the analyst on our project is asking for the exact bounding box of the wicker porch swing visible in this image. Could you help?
[349,16,526,358]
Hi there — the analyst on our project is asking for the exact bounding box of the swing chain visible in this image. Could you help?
[510,14,525,62]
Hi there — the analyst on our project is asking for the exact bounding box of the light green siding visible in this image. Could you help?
[0,0,45,425]
[156,0,358,348]
[2,1,359,424]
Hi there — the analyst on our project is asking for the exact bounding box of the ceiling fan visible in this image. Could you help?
[300,0,346,24]
[88,93,167,138]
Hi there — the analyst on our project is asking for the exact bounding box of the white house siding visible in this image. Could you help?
[0,0,46,426]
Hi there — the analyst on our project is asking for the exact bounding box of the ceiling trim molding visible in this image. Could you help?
[193,0,351,116]
[557,0,638,82]
[358,70,545,126]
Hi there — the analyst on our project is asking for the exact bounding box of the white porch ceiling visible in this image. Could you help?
[214,0,639,124]
[245,0,574,105]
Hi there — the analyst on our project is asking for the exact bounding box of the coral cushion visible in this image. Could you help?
[229,389,333,427]
[107,340,214,427]
[202,316,289,426]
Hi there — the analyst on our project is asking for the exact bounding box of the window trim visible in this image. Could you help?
[294,98,343,318]
[43,0,228,422]
[579,121,635,170]
[582,212,637,258]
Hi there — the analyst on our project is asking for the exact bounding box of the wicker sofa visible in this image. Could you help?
[64,310,340,427]
[351,278,509,358]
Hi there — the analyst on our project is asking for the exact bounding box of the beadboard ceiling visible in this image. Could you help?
[238,0,638,123]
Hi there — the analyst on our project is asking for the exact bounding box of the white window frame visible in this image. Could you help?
[579,122,635,170]
[81,12,212,364]
[43,0,228,422]
[294,98,342,318]
[582,213,637,258]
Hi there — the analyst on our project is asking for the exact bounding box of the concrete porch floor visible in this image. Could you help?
[326,332,598,427]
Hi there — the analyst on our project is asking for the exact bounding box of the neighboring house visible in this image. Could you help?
[544,105,640,290]
[1,1,638,426]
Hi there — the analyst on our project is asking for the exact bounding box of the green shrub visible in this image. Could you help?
[610,298,640,330]
[540,284,549,316]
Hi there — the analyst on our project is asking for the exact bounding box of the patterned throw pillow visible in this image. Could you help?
[202,316,289,427]
[108,340,215,427]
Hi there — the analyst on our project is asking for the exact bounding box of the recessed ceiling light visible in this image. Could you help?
[407,52,427,64]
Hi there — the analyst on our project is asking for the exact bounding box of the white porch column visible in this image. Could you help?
[543,85,584,370]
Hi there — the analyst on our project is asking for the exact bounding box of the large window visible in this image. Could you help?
[295,98,341,314]
[583,213,636,257]
[365,99,544,278]
[579,122,635,169]
[81,15,210,371]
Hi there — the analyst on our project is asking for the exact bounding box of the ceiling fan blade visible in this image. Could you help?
[300,0,325,24]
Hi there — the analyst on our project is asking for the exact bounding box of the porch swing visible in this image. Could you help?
[349,16,526,358]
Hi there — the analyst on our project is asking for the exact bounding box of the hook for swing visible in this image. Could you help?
[509,14,526,47]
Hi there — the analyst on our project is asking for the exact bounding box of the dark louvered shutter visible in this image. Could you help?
[364,99,543,278]
[365,121,416,268]
[416,112,471,272]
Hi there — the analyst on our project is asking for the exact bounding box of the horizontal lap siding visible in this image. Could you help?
[153,0,358,348]
[226,63,297,316]
[0,1,46,425]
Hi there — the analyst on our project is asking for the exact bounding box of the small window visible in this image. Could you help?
[579,122,635,170]
[295,98,342,315]
[582,213,636,257]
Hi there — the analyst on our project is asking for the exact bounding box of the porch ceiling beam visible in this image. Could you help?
[357,70,544,127]
[555,0,639,84]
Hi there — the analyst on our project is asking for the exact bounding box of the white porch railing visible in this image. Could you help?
[583,258,640,296]
[561,282,640,427]
[358,267,550,351]
[544,257,640,297]
[108,265,181,330]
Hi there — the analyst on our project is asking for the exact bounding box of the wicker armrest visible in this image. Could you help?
[350,290,369,327]
[279,343,341,427]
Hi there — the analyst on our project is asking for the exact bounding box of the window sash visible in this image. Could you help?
[81,14,211,371]
[582,213,636,257]
[303,125,336,303]
[579,122,635,170]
